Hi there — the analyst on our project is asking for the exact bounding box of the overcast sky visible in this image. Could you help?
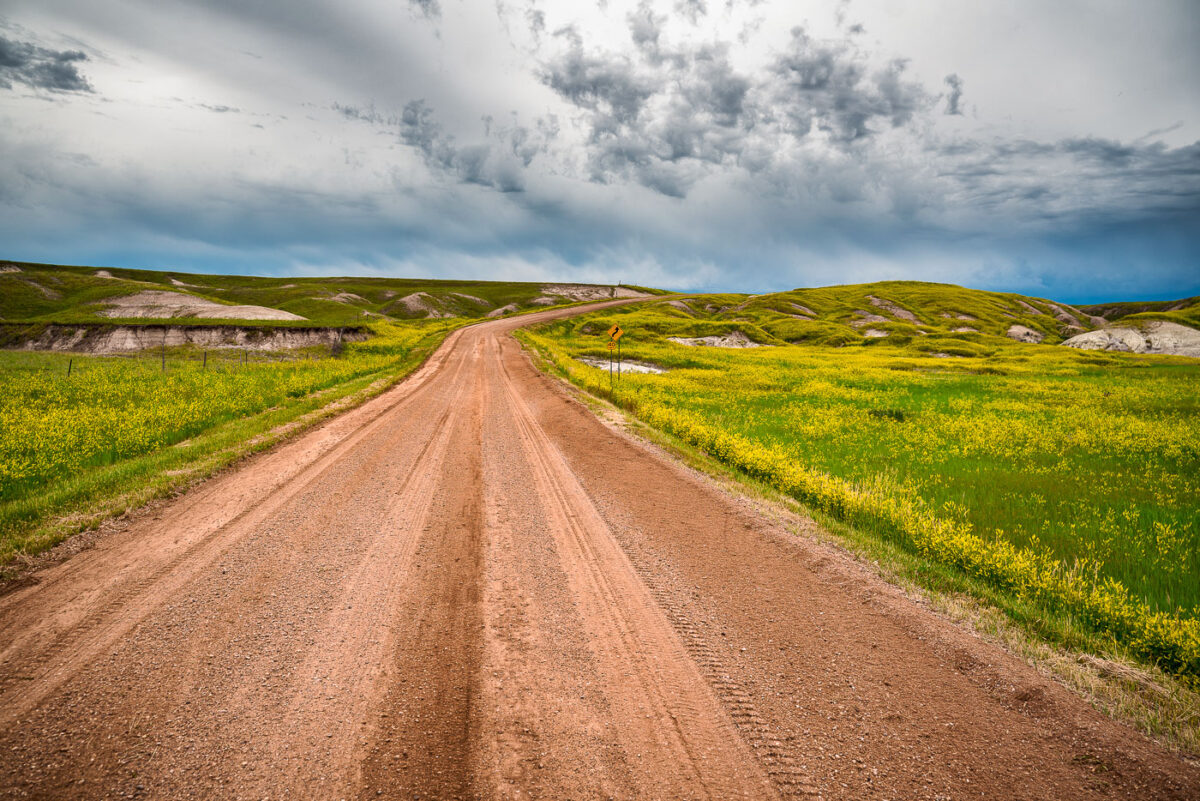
[2,1,1198,301]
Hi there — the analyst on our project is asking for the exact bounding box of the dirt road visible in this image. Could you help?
[1,303,1196,800]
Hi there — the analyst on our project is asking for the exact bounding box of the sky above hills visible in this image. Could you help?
[1,0,1198,302]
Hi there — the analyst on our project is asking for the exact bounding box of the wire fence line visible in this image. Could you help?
[21,344,347,376]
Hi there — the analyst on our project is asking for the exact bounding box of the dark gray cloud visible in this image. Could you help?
[627,2,664,62]
[766,28,926,142]
[542,26,655,124]
[536,21,929,197]
[400,99,456,167]
[541,25,750,194]
[0,34,92,92]
[396,99,556,193]
[409,0,440,19]
[936,136,1200,231]
[335,97,553,195]
[943,73,963,115]
[333,101,399,126]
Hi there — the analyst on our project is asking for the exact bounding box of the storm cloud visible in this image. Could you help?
[943,73,963,116]
[0,34,92,92]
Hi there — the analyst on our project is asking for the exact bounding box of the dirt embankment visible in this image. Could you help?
[5,323,369,354]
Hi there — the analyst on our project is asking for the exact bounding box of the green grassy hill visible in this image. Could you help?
[1081,296,1200,328]
[0,260,663,327]
[631,280,1112,356]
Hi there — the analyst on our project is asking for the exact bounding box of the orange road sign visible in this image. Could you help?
[607,324,620,338]
[608,341,616,350]
[609,325,624,341]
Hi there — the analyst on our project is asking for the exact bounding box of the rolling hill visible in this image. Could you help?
[633,281,1200,357]
[0,260,659,327]
[3,261,1197,357]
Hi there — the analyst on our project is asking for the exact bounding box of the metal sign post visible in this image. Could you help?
[607,340,615,389]
[606,325,625,383]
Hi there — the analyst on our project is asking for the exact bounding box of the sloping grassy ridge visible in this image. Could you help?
[651,280,1109,347]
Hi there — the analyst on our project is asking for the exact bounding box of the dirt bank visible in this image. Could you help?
[4,323,369,353]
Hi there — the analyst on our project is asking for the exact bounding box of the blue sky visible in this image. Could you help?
[1,0,1198,302]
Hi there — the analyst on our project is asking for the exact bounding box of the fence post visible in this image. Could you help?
[67,358,72,377]
[203,350,207,369]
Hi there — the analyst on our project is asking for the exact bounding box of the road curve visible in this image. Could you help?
[0,303,1196,800]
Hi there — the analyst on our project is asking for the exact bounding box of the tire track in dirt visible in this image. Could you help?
[356,338,488,800]
[487,336,780,799]
[215,345,473,798]
[636,564,818,797]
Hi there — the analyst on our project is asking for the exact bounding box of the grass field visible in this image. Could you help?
[0,320,461,563]
[519,291,1200,682]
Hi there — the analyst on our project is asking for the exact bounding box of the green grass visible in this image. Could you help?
[518,289,1200,680]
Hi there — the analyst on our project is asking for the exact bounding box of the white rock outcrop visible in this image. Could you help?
[486,303,520,318]
[867,295,919,322]
[849,311,888,327]
[1006,324,1044,344]
[1061,320,1200,357]
[663,300,696,315]
[542,284,651,301]
[668,330,766,348]
[398,292,454,318]
[100,290,305,321]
